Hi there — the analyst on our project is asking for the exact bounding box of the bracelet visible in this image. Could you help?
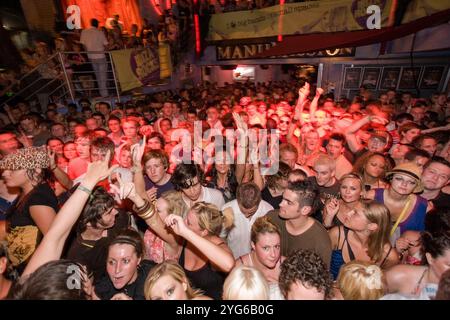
[133,199,150,212]
[78,184,92,196]
[138,206,155,220]
[131,166,143,174]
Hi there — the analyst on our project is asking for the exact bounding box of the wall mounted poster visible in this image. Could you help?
[380,67,401,90]
[361,67,381,89]
[343,67,362,89]
[398,67,422,89]
[420,66,445,90]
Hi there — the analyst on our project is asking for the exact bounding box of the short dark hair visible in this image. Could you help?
[404,148,431,161]
[266,161,291,190]
[236,182,261,209]
[279,249,333,300]
[108,229,144,259]
[286,180,317,208]
[10,260,88,300]
[78,187,115,233]
[423,156,450,171]
[171,163,204,190]
[328,132,346,144]
[412,134,437,150]
[394,113,414,123]
[90,136,115,156]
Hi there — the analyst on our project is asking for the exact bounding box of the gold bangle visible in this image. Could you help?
[138,206,155,220]
[133,199,150,213]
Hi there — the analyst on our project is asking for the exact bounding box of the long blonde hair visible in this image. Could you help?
[144,261,203,300]
[160,190,188,218]
[362,201,391,263]
[191,202,233,237]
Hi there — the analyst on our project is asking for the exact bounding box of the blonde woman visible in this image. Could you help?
[143,190,188,263]
[235,216,285,299]
[329,201,399,279]
[337,261,385,300]
[323,173,364,228]
[144,261,210,300]
[223,266,269,300]
[163,202,235,300]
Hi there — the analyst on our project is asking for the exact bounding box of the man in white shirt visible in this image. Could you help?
[80,19,109,97]
[171,163,225,210]
[222,182,274,258]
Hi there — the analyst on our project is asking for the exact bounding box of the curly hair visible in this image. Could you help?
[279,249,333,300]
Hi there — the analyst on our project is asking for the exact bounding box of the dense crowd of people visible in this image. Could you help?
[0,77,449,300]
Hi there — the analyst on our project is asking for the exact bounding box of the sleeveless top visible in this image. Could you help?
[178,241,225,300]
[373,189,427,234]
[330,226,393,280]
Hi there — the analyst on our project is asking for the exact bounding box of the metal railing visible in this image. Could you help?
[2,51,121,110]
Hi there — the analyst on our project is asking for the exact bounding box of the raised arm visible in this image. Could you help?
[309,87,323,121]
[22,151,118,278]
[111,175,180,250]
[131,137,147,199]
[345,115,389,153]
[165,214,235,273]
[48,148,73,190]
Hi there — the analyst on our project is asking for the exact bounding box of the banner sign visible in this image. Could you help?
[111,45,171,92]
[216,43,355,60]
[208,0,450,41]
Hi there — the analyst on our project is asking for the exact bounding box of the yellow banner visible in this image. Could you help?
[158,43,172,79]
[111,45,171,92]
[208,0,450,41]
[208,0,394,41]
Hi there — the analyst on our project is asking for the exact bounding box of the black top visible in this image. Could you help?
[66,211,130,281]
[144,176,175,196]
[307,177,341,223]
[178,241,225,300]
[7,183,58,228]
[94,259,156,300]
[261,187,282,209]
[430,191,450,211]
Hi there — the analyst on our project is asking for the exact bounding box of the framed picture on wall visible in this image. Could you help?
[398,67,422,90]
[361,67,381,89]
[343,67,362,89]
[380,67,401,90]
[420,66,445,90]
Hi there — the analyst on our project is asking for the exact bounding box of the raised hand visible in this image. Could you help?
[146,187,158,203]
[298,82,310,97]
[47,146,57,169]
[323,197,340,227]
[109,172,139,202]
[369,115,389,125]
[139,125,153,137]
[164,214,189,238]
[232,112,248,132]
[316,87,324,97]
[84,150,118,185]
[131,134,146,167]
